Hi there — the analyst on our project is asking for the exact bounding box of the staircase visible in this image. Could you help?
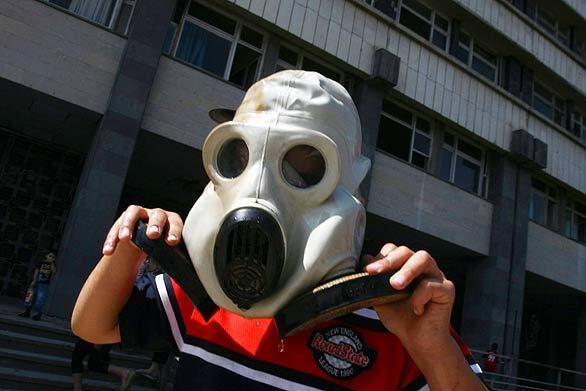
[0,304,156,390]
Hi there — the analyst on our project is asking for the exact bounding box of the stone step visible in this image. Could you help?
[0,365,156,391]
[0,330,150,369]
[0,313,75,344]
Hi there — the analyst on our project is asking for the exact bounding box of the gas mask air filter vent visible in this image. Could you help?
[214,207,285,309]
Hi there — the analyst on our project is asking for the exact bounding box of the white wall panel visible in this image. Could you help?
[0,0,124,114]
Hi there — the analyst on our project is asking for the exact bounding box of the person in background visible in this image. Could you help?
[19,251,57,320]
[483,342,499,373]
[71,337,135,391]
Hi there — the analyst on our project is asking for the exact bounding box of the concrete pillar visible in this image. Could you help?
[46,0,176,319]
[460,152,531,359]
[576,299,586,388]
[352,80,384,200]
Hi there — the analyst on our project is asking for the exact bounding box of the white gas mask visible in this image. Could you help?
[183,70,371,318]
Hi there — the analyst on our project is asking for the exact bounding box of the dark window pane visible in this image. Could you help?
[440,148,453,181]
[228,43,261,89]
[377,116,412,162]
[576,202,586,216]
[415,117,430,133]
[458,140,482,161]
[547,199,557,227]
[530,192,546,224]
[399,8,431,40]
[114,3,134,35]
[402,0,432,19]
[564,209,573,238]
[453,46,469,64]
[533,96,553,119]
[162,23,177,54]
[459,31,471,47]
[434,14,449,30]
[382,101,412,124]
[411,151,427,169]
[301,57,341,82]
[413,133,430,154]
[532,178,546,192]
[534,83,553,102]
[240,26,264,48]
[189,2,236,35]
[444,133,455,146]
[176,22,231,77]
[432,30,447,50]
[471,56,496,81]
[49,0,72,8]
[279,46,299,66]
[454,156,480,193]
[574,215,586,242]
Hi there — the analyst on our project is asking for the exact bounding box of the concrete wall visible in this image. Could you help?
[367,152,493,255]
[142,57,246,149]
[230,0,586,196]
[526,221,586,293]
[0,0,125,114]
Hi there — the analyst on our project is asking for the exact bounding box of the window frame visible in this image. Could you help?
[172,1,266,86]
[532,80,565,126]
[440,131,485,196]
[276,44,345,84]
[398,0,451,51]
[529,178,558,228]
[564,201,586,243]
[378,100,433,170]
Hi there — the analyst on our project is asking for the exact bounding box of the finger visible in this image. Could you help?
[366,245,413,274]
[410,278,455,315]
[372,243,397,261]
[103,215,123,255]
[146,208,168,239]
[361,254,375,268]
[390,250,442,290]
[119,205,149,241]
[164,212,183,245]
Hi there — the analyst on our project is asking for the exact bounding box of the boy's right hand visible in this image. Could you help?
[102,205,183,255]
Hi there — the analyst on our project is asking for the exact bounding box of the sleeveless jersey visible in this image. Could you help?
[154,274,482,390]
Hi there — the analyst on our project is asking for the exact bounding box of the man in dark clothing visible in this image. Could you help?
[19,252,56,320]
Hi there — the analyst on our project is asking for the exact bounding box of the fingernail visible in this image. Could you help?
[121,227,130,238]
[390,274,404,288]
[148,225,160,235]
[366,263,381,273]
[168,234,178,242]
[103,242,113,252]
[414,307,422,316]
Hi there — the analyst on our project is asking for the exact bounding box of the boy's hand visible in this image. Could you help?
[363,243,455,354]
[102,205,183,255]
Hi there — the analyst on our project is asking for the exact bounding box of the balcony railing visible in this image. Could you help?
[471,349,586,390]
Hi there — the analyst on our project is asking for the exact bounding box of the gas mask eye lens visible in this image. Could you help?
[282,145,325,188]
[217,139,249,178]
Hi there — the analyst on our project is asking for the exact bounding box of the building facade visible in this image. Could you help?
[0,0,585,381]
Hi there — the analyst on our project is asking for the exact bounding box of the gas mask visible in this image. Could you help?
[182,70,371,318]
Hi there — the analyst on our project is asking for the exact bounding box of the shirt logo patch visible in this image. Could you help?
[309,326,376,379]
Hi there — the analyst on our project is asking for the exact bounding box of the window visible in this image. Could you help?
[276,46,343,83]
[572,111,586,143]
[377,101,432,170]
[453,31,498,83]
[398,0,450,50]
[174,2,265,89]
[46,0,136,33]
[532,81,565,126]
[564,201,586,243]
[439,132,485,195]
[536,6,572,49]
[471,43,498,82]
[529,178,557,228]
